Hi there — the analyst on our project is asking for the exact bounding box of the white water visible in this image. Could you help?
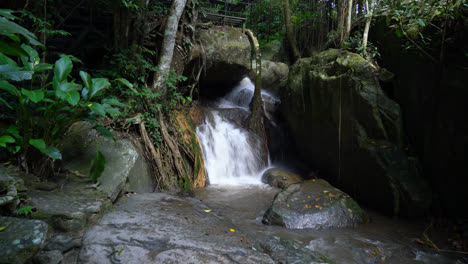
[196,77,271,185]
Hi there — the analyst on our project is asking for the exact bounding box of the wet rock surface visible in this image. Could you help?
[79,193,274,264]
[261,168,303,188]
[28,173,112,233]
[263,179,369,229]
[0,216,48,264]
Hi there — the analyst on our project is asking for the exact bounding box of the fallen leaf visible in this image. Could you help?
[305,204,312,209]
[315,197,320,201]
[307,196,311,199]
[328,193,335,198]
[118,248,124,256]
[323,190,329,194]
[0,221,12,232]
[204,209,212,212]
[312,179,316,182]
[315,205,322,210]
[230,228,235,232]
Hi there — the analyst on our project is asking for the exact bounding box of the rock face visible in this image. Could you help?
[62,123,155,202]
[191,27,251,97]
[281,49,431,216]
[261,168,302,188]
[263,179,369,229]
[79,193,274,264]
[0,216,48,264]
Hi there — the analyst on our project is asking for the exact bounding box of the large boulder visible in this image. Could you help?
[62,123,155,202]
[263,179,369,229]
[251,60,289,94]
[191,27,251,97]
[281,49,431,216]
[0,216,48,264]
[261,168,302,188]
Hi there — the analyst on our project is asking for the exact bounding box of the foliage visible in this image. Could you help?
[89,151,106,180]
[0,10,123,174]
[343,32,380,59]
[13,206,35,216]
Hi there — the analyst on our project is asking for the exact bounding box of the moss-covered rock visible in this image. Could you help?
[263,179,369,229]
[261,168,302,189]
[251,60,289,94]
[190,26,251,97]
[281,49,431,217]
[0,216,48,264]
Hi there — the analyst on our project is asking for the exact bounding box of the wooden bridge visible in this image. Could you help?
[199,0,251,27]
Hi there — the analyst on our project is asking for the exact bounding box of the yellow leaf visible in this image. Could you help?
[88,103,93,107]
[323,190,329,194]
[328,193,335,198]
[312,179,316,182]
[204,209,211,213]
[0,221,12,232]
[315,205,322,210]
[230,228,235,232]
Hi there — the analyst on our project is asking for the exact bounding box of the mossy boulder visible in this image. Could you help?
[263,179,369,229]
[62,122,155,202]
[281,49,431,217]
[0,216,48,264]
[190,26,251,97]
[261,168,302,188]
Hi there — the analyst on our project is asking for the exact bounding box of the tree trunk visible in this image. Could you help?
[282,0,300,62]
[152,0,188,95]
[345,0,353,40]
[362,0,374,55]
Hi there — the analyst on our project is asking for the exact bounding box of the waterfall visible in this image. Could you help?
[196,77,273,185]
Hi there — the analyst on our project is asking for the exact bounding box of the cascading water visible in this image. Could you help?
[196,77,276,185]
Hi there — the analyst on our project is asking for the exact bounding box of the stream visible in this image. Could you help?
[194,78,460,264]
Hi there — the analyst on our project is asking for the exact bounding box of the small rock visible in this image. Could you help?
[45,234,77,252]
[261,168,302,189]
[34,250,63,264]
[34,182,58,191]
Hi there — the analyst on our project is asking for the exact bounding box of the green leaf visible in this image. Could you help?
[0,80,20,96]
[0,135,15,147]
[21,88,44,103]
[89,151,105,180]
[95,126,114,138]
[416,18,425,27]
[0,39,27,57]
[6,125,19,139]
[43,146,62,160]
[53,55,72,87]
[102,103,120,116]
[0,97,12,109]
[89,78,110,99]
[0,64,33,81]
[0,9,17,20]
[102,98,128,107]
[79,71,92,90]
[88,103,106,116]
[57,82,81,92]
[64,90,80,106]
[0,52,17,66]
[29,138,46,151]
[0,17,42,46]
